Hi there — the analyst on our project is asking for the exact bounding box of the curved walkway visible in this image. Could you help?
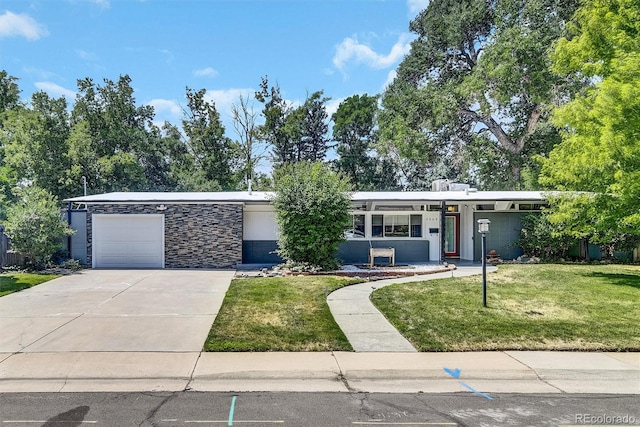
[327,266,497,352]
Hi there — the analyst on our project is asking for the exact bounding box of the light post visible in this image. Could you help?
[477,219,491,307]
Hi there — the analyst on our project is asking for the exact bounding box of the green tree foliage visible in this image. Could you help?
[540,0,640,248]
[272,162,352,271]
[182,87,236,190]
[5,186,74,269]
[70,75,151,193]
[2,92,72,199]
[0,70,21,115]
[514,213,572,260]
[379,0,579,189]
[256,77,331,167]
[332,94,399,190]
[296,91,330,162]
[256,77,293,166]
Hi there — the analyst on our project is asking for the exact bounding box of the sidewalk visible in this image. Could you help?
[0,351,638,394]
[327,266,497,352]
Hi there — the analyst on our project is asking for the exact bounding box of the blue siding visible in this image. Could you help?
[337,240,430,264]
[243,239,430,265]
[242,240,282,264]
[473,212,526,261]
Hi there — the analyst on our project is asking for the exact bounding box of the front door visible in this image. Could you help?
[444,214,460,257]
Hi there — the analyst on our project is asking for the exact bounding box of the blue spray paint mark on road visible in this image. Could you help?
[459,381,494,400]
[228,395,238,426]
[443,367,461,378]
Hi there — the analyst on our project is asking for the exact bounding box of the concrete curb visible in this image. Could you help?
[0,351,637,394]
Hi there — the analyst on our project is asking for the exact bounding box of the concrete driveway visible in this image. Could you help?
[0,269,234,353]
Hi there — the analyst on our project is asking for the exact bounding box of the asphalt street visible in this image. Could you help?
[0,392,638,427]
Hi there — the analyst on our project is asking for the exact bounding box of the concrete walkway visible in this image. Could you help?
[0,351,637,393]
[327,266,497,352]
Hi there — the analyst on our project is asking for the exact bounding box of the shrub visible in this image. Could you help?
[4,186,74,269]
[272,162,352,271]
[515,212,571,260]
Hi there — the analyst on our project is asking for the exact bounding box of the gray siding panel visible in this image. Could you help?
[337,240,430,264]
[62,210,88,265]
[473,212,526,261]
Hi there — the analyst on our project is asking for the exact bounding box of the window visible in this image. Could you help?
[410,215,422,237]
[371,214,424,238]
[346,214,366,238]
[372,215,383,237]
[476,204,495,211]
[384,215,409,237]
[518,203,548,211]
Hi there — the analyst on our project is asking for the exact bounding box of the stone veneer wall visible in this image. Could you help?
[87,203,243,268]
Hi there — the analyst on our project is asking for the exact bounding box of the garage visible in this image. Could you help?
[92,214,164,268]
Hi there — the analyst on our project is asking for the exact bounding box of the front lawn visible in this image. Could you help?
[204,275,362,352]
[371,264,640,351]
[0,272,59,297]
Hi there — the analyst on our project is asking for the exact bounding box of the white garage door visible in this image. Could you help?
[93,215,164,268]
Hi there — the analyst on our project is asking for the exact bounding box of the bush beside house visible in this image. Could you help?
[272,162,352,271]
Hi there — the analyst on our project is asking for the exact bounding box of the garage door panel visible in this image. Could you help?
[93,215,164,268]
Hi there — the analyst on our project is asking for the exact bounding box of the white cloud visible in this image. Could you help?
[148,98,182,118]
[332,33,412,71]
[158,49,174,63]
[34,82,76,99]
[0,11,47,40]
[325,97,345,120]
[407,0,429,15]
[89,0,111,9]
[76,49,98,61]
[202,88,255,119]
[382,70,397,91]
[193,67,219,78]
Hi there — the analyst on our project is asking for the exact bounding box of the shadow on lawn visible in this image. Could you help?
[0,276,33,295]
[585,272,640,290]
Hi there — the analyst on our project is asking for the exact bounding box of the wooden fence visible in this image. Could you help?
[0,226,26,268]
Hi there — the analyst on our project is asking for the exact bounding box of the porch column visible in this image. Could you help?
[440,201,446,264]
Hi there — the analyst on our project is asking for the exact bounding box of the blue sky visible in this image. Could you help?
[1,0,427,138]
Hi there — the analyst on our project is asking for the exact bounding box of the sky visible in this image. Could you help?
[0,0,427,141]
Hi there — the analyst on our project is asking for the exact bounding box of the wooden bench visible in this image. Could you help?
[369,247,395,267]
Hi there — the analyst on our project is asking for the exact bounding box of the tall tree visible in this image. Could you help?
[182,87,236,190]
[0,70,22,217]
[2,92,72,199]
[379,0,580,189]
[70,75,153,193]
[255,77,294,166]
[0,70,21,116]
[332,94,399,190]
[540,0,640,250]
[231,94,267,189]
[297,90,330,162]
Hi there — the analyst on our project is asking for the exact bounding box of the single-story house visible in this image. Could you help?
[64,183,549,269]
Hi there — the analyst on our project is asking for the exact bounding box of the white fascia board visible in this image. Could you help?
[351,191,552,202]
[65,191,274,204]
[66,190,554,204]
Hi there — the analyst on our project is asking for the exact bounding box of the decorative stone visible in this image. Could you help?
[86,203,243,268]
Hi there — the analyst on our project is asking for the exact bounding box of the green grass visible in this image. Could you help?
[0,272,59,297]
[204,275,363,352]
[371,264,640,351]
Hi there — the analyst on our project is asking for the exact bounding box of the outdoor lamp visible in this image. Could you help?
[477,219,491,307]
[477,218,490,234]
